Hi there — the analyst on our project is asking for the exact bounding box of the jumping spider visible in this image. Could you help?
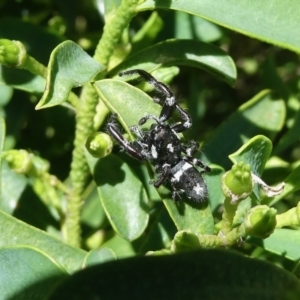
[107,69,211,203]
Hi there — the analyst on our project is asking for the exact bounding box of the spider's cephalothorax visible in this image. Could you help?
[107,69,211,203]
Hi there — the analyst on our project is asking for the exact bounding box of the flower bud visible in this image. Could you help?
[245,205,277,238]
[86,132,113,158]
[222,162,253,203]
[0,39,27,67]
[2,149,33,173]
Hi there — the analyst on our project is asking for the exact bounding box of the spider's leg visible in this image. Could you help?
[151,164,171,188]
[170,185,183,201]
[130,125,144,139]
[107,114,146,161]
[138,114,160,126]
[181,140,199,157]
[171,104,192,133]
[119,69,176,122]
[119,69,192,131]
[183,156,211,173]
[181,140,210,172]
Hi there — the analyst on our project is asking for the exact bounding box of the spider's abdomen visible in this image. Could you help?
[170,161,208,203]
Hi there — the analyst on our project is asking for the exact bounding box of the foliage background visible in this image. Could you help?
[1,0,300,299]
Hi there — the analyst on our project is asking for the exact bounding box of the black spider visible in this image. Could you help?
[107,69,211,203]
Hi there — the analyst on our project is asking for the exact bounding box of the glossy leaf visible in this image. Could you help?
[204,165,225,211]
[175,12,222,43]
[0,67,46,93]
[203,90,285,169]
[139,0,300,53]
[49,249,300,300]
[36,40,104,109]
[81,186,107,228]
[101,234,137,259]
[137,204,177,253]
[0,117,5,188]
[85,152,150,241]
[269,163,300,205]
[229,135,272,176]
[0,246,66,299]
[249,229,300,261]
[111,39,236,86]
[0,161,27,214]
[0,121,22,215]
[131,12,164,53]
[0,210,86,273]
[83,248,116,267]
[93,79,161,134]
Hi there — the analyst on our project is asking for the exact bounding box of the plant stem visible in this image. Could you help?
[66,0,142,247]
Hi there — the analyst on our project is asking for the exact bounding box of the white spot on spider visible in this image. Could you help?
[166,96,175,106]
[187,149,193,156]
[167,143,174,153]
[193,183,204,195]
[173,162,192,182]
[184,121,192,128]
[151,145,158,159]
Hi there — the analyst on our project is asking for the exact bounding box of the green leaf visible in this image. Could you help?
[101,234,137,259]
[0,245,67,299]
[139,0,300,53]
[93,79,161,133]
[83,248,117,267]
[0,209,86,273]
[0,66,46,93]
[110,39,236,86]
[49,249,300,300]
[137,204,177,253]
[36,40,104,109]
[204,164,225,211]
[229,135,273,177]
[229,135,273,200]
[274,106,300,155]
[0,121,19,214]
[81,186,107,229]
[85,152,150,241]
[131,12,164,53]
[249,228,300,261]
[203,90,285,169]
[175,12,222,43]
[0,161,27,214]
[0,116,5,167]
[269,163,300,205]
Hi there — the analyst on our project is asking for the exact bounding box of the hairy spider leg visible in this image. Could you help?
[181,140,211,173]
[152,164,171,188]
[138,114,160,126]
[181,140,199,156]
[119,69,191,128]
[183,156,211,173]
[130,125,144,138]
[171,104,192,132]
[106,115,146,161]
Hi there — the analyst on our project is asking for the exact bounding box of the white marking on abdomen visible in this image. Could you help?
[167,143,174,153]
[193,183,203,195]
[151,145,158,158]
[173,162,192,182]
